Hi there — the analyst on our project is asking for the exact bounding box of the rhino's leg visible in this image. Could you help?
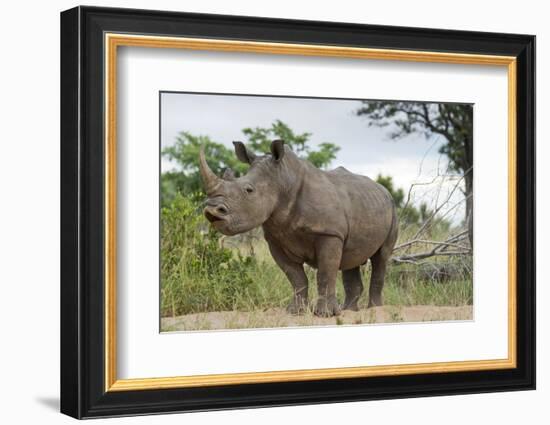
[369,231,397,307]
[368,213,398,307]
[314,236,343,317]
[342,267,363,311]
[368,254,387,307]
[266,240,309,314]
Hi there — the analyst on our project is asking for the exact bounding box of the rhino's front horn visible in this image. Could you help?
[199,146,222,194]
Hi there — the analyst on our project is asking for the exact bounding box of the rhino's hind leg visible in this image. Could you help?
[368,211,398,307]
[368,254,387,307]
[342,267,363,311]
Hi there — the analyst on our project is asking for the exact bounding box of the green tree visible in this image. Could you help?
[356,102,473,241]
[242,120,339,169]
[376,174,405,207]
[161,133,248,204]
[162,121,340,203]
[375,174,419,226]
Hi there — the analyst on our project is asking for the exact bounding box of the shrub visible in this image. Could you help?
[160,193,289,316]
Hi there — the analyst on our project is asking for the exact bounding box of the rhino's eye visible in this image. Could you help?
[244,185,254,194]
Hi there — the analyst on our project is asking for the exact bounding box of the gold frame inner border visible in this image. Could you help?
[104,33,517,392]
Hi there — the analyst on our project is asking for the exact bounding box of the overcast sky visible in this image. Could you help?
[160,92,466,223]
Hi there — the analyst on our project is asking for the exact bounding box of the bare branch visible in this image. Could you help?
[392,250,471,264]
[394,236,468,251]
[392,229,471,264]
[444,229,469,244]
[410,167,472,240]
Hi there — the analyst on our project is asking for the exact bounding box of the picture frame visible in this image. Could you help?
[60,5,535,419]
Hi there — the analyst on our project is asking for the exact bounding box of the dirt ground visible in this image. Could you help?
[161,305,473,332]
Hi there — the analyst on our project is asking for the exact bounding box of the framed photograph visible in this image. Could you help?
[60,6,535,419]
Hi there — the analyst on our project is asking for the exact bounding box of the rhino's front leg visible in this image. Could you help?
[266,239,309,314]
[314,236,343,317]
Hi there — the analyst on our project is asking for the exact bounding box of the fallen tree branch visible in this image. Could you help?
[444,229,469,243]
[393,260,472,282]
[392,229,471,264]
[392,250,471,264]
[394,235,468,251]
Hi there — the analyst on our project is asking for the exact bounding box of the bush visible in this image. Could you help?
[160,193,290,316]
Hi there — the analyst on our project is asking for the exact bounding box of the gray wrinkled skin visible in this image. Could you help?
[200,140,398,317]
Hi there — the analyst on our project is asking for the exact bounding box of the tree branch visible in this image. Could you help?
[392,229,471,264]
[392,250,471,264]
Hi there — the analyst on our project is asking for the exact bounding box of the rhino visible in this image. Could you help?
[199,140,398,317]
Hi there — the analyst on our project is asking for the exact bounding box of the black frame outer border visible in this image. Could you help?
[60,6,536,419]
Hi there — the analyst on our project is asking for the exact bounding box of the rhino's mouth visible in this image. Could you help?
[204,210,225,223]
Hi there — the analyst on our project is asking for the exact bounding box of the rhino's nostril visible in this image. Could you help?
[216,206,228,215]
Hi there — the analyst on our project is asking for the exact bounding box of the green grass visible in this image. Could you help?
[161,194,473,318]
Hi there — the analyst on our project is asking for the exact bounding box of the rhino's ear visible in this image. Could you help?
[271,139,285,162]
[222,168,236,181]
[233,141,257,164]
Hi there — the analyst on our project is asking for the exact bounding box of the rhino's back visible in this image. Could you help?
[325,166,395,269]
[326,166,393,209]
